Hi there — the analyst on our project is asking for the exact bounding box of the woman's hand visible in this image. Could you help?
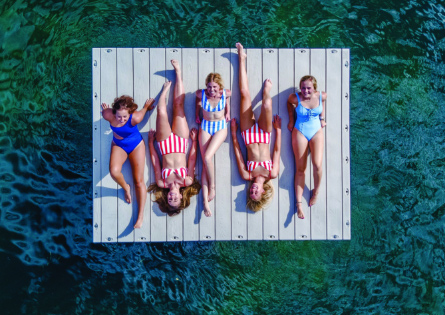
[287,122,293,132]
[144,98,155,111]
[190,128,198,141]
[321,120,327,128]
[273,115,282,130]
[195,115,201,124]
[148,129,156,143]
[230,118,238,134]
[225,112,230,122]
[101,103,110,110]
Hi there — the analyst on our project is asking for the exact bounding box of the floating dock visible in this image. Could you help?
[92,47,350,242]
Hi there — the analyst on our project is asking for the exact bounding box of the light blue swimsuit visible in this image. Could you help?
[294,92,323,141]
[200,89,227,136]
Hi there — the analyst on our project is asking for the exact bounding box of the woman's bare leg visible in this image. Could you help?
[156,81,173,141]
[128,141,147,228]
[257,79,273,133]
[236,43,255,131]
[199,130,212,216]
[292,129,309,219]
[308,129,324,206]
[109,144,131,203]
[171,59,189,139]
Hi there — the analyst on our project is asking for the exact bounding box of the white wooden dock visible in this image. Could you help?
[92,47,350,243]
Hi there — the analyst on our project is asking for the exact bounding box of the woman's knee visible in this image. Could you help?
[312,162,323,173]
[240,88,250,99]
[109,166,122,178]
[133,178,146,189]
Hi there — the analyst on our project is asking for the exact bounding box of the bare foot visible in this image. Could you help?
[134,218,143,229]
[309,190,318,206]
[203,204,212,217]
[236,42,246,60]
[124,184,131,204]
[145,98,155,110]
[264,78,272,92]
[171,59,181,72]
[208,186,215,202]
[296,202,304,219]
[162,81,172,94]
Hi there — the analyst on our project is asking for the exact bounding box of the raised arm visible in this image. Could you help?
[101,103,114,122]
[230,119,249,180]
[148,130,164,187]
[286,94,297,131]
[320,91,327,128]
[224,89,232,121]
[195,90,202,124]
[186,128,199,184]
[131,98,155,125]
[270,115,282,179]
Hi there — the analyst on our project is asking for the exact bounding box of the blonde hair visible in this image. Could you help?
[246,180,274,212]
[299,75,318,90]
[147,177,201,216]
[205,73,224,90]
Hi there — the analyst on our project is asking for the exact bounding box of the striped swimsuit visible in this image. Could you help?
[157,133,189,187]
[246,160,273,180]
[242,124,273,179]
[200,89,227,136]
[161,167,188,187]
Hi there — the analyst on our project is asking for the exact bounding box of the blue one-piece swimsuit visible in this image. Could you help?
[294,92,323,141]
[110,114,143,154]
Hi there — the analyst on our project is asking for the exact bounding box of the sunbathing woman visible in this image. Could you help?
[287,75,327,219]
[147,60,201,216]
[195,73,231,217]
[230,43,282,212]
[101,96,155,229]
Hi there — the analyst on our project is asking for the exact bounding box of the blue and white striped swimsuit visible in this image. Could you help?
[200,89,227,136]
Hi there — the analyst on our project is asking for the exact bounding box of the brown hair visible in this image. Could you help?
[205,73,224,90]
[246,180,274,212]
[147,177,201,216]
[299,75,318,91]
[112,95,138,114]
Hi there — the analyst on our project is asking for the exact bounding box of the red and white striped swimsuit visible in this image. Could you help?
[246,160,273,180]
[157,133,188,155]
[161,167,188,187]
[241,123,270,145]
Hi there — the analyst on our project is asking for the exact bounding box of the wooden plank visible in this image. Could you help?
[116,48,135,242]
[342,49,351,240]
[92,48,101,243]
[278,48,295,240]
[166,48,184,242]
[198,48,215,241]
[214,48,232,241]
[133,47,151,242]
[294,48,311,240]
[149,48,167,242]
[310,49,327,240]
[262,48,279,241]
[100,48,118,243]
[326,49,343,240]
[182,48,200,241]
[230,47,247,241]
[246,48,263,240]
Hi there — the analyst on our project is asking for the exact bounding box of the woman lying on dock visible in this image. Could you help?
[147,60,201,216]
[287,75,327,219]
[195,73,231,217]
[101,95,155,229]
[231,43,282,212]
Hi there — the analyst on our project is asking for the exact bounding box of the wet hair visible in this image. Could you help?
[299,75,318,91]
[246,180,274,212]
[112,95,138,115]
[147,177,201,216]
[205,73,224,90]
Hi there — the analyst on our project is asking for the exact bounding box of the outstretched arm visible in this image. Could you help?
[186,128,199,183]
[270,115,282,179]
[132,98,155,125]
[148,130,164,187]
[101,103,114,122]
[225,89,231,121]
[230,119,249,180]
[195,90,202,124]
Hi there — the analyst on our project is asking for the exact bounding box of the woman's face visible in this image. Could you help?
[115,108,130,124]
[250,182,264,201]
[167,189,182,208]
[300,80,314,98]
[206,81,221,97]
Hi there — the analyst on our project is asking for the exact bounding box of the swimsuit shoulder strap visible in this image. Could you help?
[295,92,300,104]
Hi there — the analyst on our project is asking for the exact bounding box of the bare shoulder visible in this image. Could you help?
[321,91,327,101]
[195,89,203,98]
[225,89,232,97]
[287,93,298,105]
[102,109,114,122]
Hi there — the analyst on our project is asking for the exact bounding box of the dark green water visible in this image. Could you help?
[1,0,444,313]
